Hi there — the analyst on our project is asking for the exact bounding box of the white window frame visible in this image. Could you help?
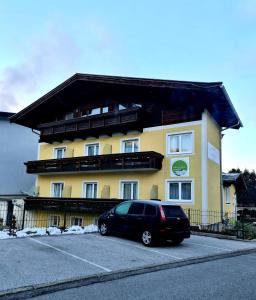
[82,181,99,199]
[121,138,140,153]
[165,179,194,204]
[224,187,230,205]
[70,216,83,227]
[48,215,61,227]
[51,182,64,198]
[166,131,194,155]
[120,180,139,200]
[53,146,67,159]
[85,143,100,156]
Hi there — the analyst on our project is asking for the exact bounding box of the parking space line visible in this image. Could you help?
[30,238,112,272]
[96,236,183,260]
[187,241,232,251]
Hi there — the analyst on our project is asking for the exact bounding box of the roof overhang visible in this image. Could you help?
[10,73,242,129]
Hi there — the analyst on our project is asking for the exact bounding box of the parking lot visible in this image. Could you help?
[1,233,256,293]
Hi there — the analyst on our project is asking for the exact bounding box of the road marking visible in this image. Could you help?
[96,235,183,260]
[30,237,112,272]
[187,241,232,251]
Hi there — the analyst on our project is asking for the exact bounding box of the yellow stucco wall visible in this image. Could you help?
[37,122,205,210]
[207,113,221,211]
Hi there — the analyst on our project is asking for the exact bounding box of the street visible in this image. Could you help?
[34,252,256,300]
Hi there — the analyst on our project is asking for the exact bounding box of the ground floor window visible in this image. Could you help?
[166,180,193,202]
[71,217,83,226]
[48,215,60,227]
[83,182,98,198]
[121,181,138,200]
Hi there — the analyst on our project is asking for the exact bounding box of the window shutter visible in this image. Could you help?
[150,185,158,200]
[63,185,72,198]
[101,185,110,198]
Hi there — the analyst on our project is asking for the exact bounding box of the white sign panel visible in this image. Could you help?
[171,157,189,177]
[208,143,220,165]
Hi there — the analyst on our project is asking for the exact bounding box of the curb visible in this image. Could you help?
[1,247,256,300]
[191,231,256,242]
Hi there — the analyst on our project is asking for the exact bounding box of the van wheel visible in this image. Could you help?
[99,223,109,236]
[141,230,154,246]
[171,237,184,245]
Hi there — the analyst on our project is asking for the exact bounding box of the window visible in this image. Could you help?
[86,143,99,156]
[145,204,157,216]
[118,104,126,110]
[102,107,109,113]
[83,182,98,198]
[48,215,60,227]
[115,202,132,215]
[122,139,139,153]
[121,181,138,200]
[54,147,66,159]
[224,187,230,204]
[128,203,144,215]
[168,132,193,154]
[71,217,83,226]
[64,112,74,120]
[52,183,64,198]
[167,181,193,202]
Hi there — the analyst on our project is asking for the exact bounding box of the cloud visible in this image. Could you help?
[0,26,81,112]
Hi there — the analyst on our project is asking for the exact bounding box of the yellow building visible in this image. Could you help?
[11,74,242,226]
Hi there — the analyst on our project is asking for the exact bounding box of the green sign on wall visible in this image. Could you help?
[171,158,189,177]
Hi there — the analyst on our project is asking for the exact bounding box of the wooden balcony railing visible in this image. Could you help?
[24,197,124,214]
[25,151,164,174]
[37,107,145,142]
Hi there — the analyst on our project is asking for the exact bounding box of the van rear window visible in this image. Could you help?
[162,206,186,218]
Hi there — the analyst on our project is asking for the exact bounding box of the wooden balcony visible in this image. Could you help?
[25,151,164,174]
[24,197,124,214]
[37,107,145,143]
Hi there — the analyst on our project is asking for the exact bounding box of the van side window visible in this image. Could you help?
[145,204,156,216]
[115,202,132,216]
[128,203,144,215]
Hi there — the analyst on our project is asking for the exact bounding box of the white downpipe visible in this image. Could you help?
[201,110,208,224]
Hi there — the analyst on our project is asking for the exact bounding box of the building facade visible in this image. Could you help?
[0,111,38,226]
[10,74,242,226]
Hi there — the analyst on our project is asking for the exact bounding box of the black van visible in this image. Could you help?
[98,200,190,246]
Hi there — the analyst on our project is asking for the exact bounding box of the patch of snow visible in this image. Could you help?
[0,224,98,240]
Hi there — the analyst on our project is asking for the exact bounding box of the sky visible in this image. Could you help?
[0,0,255,172]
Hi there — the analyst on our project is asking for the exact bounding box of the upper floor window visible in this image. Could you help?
[52,183,64,198]
[122,139,139,153]
[167,132,193,155]
[54,147,66,159]
[64,112,74,120]
[86,143,99,156]
[121,181,138,200]
[83,182,98,198]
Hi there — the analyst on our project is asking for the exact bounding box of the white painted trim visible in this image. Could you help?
[51,182,65,198]
[119,180,139,200]
[84,142,100,156]
[143,120,202,132]
[201,110,208,223]
[48,215,61,227]
[165,178,194,204]
[166,130,194,156]
[82,181,99,198]
[70,216,84,227]
[120,137,140,153]
[53,146,67,159]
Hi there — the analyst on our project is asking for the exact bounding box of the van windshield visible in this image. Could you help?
[162,206,186,218]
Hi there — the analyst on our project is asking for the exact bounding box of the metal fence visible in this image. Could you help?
[0,206,99,231]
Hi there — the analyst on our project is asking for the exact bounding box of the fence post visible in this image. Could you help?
[21,205,26,230]
[188,208,191,222]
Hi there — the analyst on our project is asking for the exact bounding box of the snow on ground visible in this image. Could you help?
[0,224,98,239]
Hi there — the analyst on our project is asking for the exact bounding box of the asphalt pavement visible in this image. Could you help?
[0,233,256,299]
[32,252,256,300]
